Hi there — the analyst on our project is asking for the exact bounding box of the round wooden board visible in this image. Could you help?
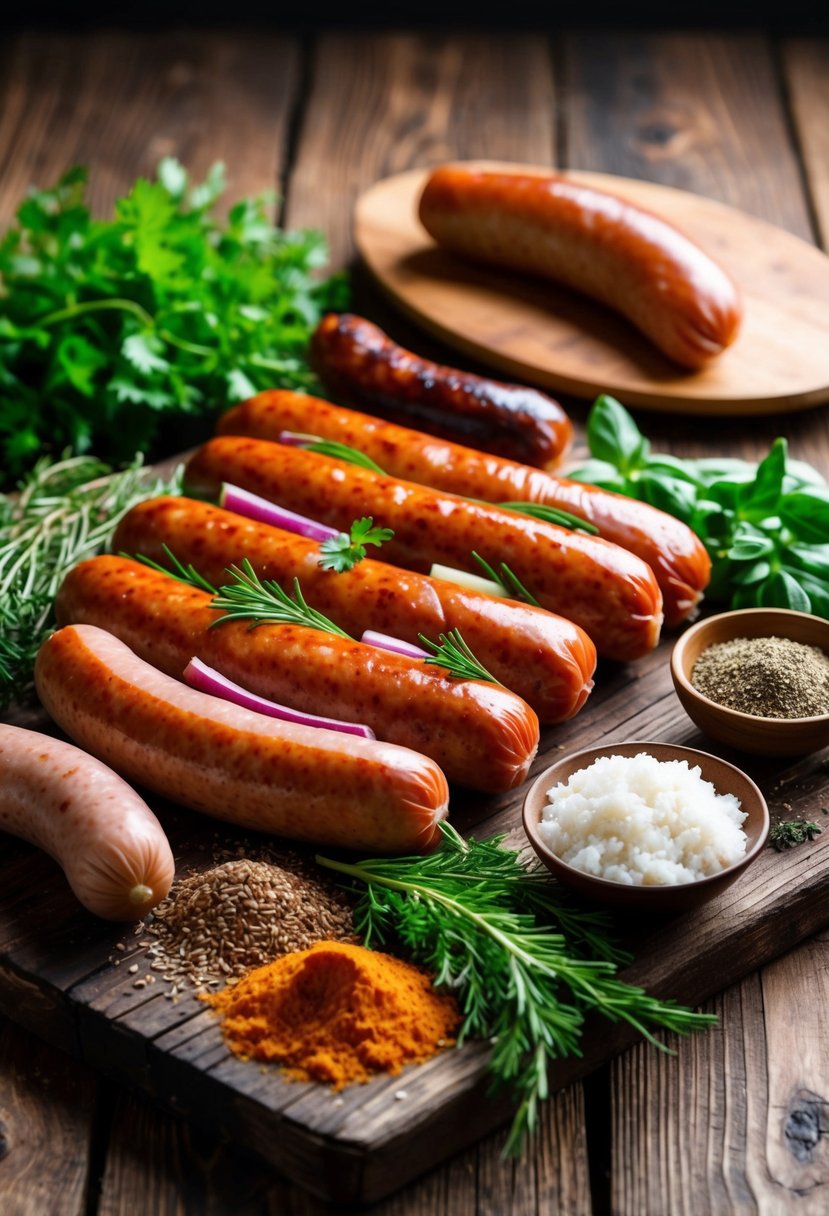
[354,163,829,416]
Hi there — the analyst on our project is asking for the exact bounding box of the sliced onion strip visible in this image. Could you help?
[428,563,506,598]
[360,630,430,660]
[277,430,322,447]
[183,657,376,739]
[220,482,341,542]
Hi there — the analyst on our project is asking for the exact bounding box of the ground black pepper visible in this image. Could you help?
[691,635,829,718]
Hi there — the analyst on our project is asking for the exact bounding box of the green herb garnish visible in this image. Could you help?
[0,159,347,486]
[0,454,183,707]
[317,824,715,1155]
[472,551,541,606]
[418,629,502,684]
[130,544,217,594]
[769,819,822,851]
[568,394,829,616]
[305,440,387,475]
[318,517,394,573]
[497,502,600,533]
[209,559,351,636]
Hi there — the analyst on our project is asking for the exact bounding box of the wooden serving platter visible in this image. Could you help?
[354,163,829,416]
[3,642,829,1204]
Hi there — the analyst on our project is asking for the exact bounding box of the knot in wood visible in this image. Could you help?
[784,1089,829,1162]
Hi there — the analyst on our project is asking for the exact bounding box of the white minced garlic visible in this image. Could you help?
[539,752,748,886]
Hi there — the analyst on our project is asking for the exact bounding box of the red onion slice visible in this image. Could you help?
[277,430,322,446]
[183,657,376,739]
[360,630,430,660]
[219,482,341,542]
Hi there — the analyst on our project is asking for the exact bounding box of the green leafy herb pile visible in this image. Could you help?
[0,454,182,708]
[318,824,714,1154]
[0,160,347,486]
[569,395,829,615]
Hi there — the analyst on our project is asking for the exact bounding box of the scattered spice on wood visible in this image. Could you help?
[691,636,829,718]
[144,855,355,995]
[769,820,822,851]
[202,940,461,1087]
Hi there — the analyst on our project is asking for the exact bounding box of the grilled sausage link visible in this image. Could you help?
[184,437,663,661]
[55,558,539,794]
[35,625,449,854]
[309,312,572,468]
[113,495,596,724]
[418,164,743,370]
[218,389,710,626]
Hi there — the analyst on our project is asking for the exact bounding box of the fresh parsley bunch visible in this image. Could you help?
[0,159,348,486]
[570,395,829,616]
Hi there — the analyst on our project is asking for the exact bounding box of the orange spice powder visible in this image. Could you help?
[202,940,461,1088]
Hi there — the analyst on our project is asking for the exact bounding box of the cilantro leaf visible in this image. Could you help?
[318,517,394,573]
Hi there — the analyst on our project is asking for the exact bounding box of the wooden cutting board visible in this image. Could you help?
[354,163,829,416]
[3,643,829,1204]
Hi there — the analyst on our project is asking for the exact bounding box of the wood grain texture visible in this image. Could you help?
[560,30,813,240]
[784,39,829,248]
[0,1018,95,1216]
[0,30,301,225]
[355,163,829,413]
[284,32,556,270]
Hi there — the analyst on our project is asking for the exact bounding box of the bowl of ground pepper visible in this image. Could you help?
[671,608,829,755]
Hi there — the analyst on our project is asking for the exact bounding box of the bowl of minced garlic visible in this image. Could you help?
[671,608,829,755]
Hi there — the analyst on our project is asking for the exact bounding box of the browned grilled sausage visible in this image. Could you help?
[310,312,573,467]
[418,164,743,370]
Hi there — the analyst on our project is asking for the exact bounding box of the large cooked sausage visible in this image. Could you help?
[418,164,743,370]
[218,389,710,626]
[55,558,539,793]
[0,721,174,920]
[113,496,596,724]
[309,312,572,468]
[35,625,449,854]
[183,437,664,661]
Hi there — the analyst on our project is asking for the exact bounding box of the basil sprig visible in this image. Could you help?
[569,395,829,616]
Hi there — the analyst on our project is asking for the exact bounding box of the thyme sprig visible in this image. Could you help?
[317,824,715,1155]
[497,501,600,533]
[131,544,217,594]
[0,453,183,707]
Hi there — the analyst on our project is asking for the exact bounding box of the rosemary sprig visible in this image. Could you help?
[497,502,600,534]
[208,559,351,637]
[317,824,715,1155]
[472,551,541,607]
[0,453,183,708]
[418,629,502,684]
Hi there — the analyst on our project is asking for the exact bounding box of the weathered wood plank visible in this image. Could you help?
[0,29,301,226]
[0,1017,95,1216]
[284,32,556,271]
[783,39,829,249]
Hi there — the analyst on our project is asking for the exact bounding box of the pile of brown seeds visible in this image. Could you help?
[144,852,356,999]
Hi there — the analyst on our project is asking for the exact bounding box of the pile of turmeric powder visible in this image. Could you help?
[203,940,461,1087]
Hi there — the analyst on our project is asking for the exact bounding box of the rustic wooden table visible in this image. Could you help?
[2,21,829,1215]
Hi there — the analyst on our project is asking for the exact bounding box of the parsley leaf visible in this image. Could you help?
[318,517,394,573]
[0,160,348,489]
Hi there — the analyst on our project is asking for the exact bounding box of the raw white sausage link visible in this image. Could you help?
[0,722,175,920]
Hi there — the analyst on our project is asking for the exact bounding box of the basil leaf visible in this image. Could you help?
[586,395,649,475]
[779,490,829,544]
[737,437,786,520]
[781,569,829,617]
[785,459,827,490]
[565,458,627,491]
[704,479,742,510]
[637,472,697,523]
[727,534,775,561]
[759,569,811,612]
[690,457,756,485]
[785,544,829,581]
[641,456,701,486]
[731,560,772,586]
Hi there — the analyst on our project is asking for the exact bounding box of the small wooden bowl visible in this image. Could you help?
[522,742,769,913]
[671,608,829,756]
